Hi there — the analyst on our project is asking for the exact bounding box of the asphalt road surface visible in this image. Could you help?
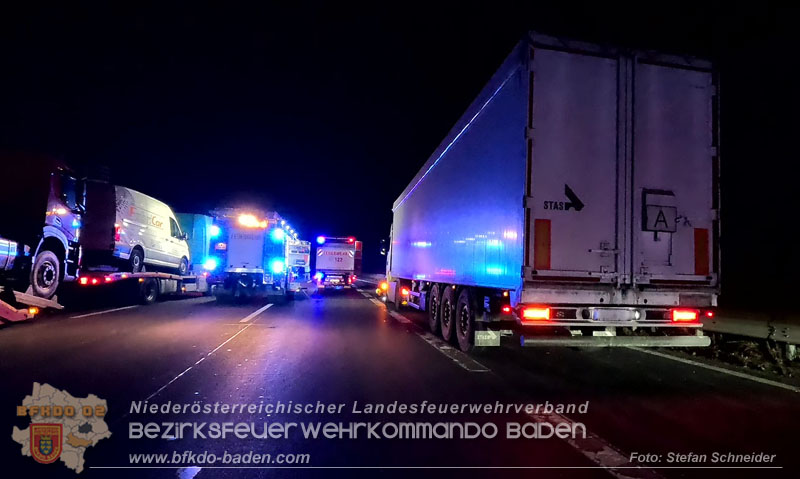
[1,282,798,479]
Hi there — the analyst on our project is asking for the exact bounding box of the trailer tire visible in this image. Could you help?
[428,283,442,334]
[129,248,144,273]
[440,285,456,343]
[140,278,159,305]
[455,288,476,352]
[30,250,61,299]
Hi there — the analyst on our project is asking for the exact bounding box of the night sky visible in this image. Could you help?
[1,2,797,306]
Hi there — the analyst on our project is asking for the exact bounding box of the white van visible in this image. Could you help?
[113,186,191,275]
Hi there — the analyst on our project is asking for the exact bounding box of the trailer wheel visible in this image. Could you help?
[178,257,189,276]
[455,288,476,352]
[428,284,442,334]
[129,248,144,273]
[140,278,159,305]
[30,250,61,299]
[440,285,456,343]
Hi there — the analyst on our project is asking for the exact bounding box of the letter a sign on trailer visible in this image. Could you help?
[644,205,677,232]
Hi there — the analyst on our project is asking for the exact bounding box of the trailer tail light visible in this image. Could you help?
[521,306,550,321]
[671,309,699,323]
[347,237,355,243]
[705,310,714,318]
[114,224,121,242]
[104,276,113,283]
[501,305,512,314]
[91,278,99,285]
[79,277,89,285]
[120,274,128,279]
[400,287,410,296]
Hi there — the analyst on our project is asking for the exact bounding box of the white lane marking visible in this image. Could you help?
[528,411,663,479]
[239,303,273,323]
[629,347,800,393]
[144,304,270,401]
[388,310,411,324]
[415,330,490,372]
[70,305,139,319]
[355,278,379,285]
[364,294,489,372]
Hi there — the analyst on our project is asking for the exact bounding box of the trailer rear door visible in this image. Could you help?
[527,48,620,280]
[632,61,717,285]
[525,42,717,287]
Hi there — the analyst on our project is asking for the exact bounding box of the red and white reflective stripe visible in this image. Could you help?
[533,219,551,270]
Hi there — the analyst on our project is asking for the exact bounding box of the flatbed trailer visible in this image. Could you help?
[76,271,210,304]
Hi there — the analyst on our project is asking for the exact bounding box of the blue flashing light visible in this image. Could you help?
[72,219,81,228]
[209,225,221,238]
[316,236,326,245]
[203,257,219,271]
[271,228,286,242]
[485,265,503,275]
[270,259,285,274]
[314,271,324,281]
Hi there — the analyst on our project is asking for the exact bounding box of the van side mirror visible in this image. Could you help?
[181,233,188,241]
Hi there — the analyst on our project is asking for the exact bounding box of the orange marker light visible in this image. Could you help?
[379,281,389,291]
[28,307,39,315]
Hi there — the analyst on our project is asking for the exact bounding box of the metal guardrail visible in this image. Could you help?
[703,314,799,345]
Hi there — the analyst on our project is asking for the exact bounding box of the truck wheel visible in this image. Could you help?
[30,250,61,299]
[428,284,442,334]
[178,257,189,276]
[129,248,144,273]
[440,285,456,342]
[455,288,476,352]
[140,278,159,305]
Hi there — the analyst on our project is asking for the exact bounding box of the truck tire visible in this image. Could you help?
[440,285,456,343]
[455,288,476,352]
[428,283,442,334]
[129,248,144,273]
[30,250,61,299]
[178,257,189,276]
[140,278,159,305]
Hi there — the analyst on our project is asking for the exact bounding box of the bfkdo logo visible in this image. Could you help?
[31,423,63,464]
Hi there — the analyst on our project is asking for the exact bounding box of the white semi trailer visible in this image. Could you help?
[386,32,719,351]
